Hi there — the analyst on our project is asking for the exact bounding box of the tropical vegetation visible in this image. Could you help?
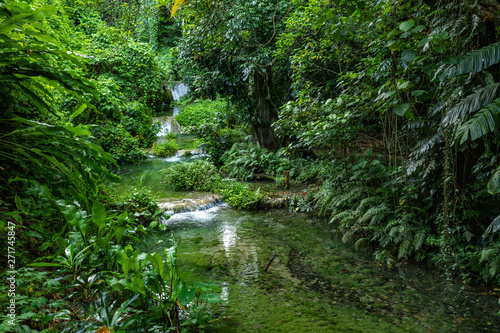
[2,0,500,331]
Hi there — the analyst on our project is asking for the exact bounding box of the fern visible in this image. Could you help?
[398,232,414,259]
[356,196,383,213]
[439,42,500,80]
[413,228,427,251]
[330,210,354,225]
[358,203,388,225]
[410,133,443,161]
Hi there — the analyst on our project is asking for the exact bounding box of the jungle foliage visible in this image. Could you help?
[0,0,223,332]
[172,0,500,288]
[4,0,500,330]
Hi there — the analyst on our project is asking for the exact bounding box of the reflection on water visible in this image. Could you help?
[142,204,500,332]
[221,222,238,256]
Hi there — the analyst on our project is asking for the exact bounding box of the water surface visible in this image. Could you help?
[142,205,500,332]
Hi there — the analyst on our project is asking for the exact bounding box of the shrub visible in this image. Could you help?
[153,140,178,157]
[162,159,221,191]
[110,187,162,225]
[197,124,245,165]
[221,139,279,180]
[93,123,146,164]
[217,180,262,210]
[176,97,228,131]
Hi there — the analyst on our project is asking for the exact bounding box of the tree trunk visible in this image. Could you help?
[254,66,278,150]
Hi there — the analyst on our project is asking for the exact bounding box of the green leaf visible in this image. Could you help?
[14,195,24,212]
[442,83,500,128]
[456,98,500,144]
[488,167,500,194]
[69,104,87,122]
[412,25,425,33]
[147,252,165,278]
[178,286,196,306]
[399,19,415,32]
[401,49,417,63]
[417,38,429,47]
[29,262,65,267]
[393,104,410,116]
[92,201,107,233]
[397,81,411,90]
[411,90,426,97]
[440,42,500,80]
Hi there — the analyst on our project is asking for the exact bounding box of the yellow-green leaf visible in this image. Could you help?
[171,0,187,18]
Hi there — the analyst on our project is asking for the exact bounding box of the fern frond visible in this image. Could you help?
[440,42,500,80]
[410,133,443,161]
[354,238,369,251]
[356,196,383,213]
[413,228,426,251]
[456,98,500,144]
[334,187,364,208]
[399,233,414,259]
[441,83,500,128]
[330,210,354,224]
[359,204,388,225]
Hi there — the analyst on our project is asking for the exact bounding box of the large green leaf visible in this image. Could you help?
[440,42,500,80]
[456,99,500,144]
[399,19,415,33]
[488,167,500,194]
[92,201,107,233]
[393,103,409,117]
[441,83,500,128]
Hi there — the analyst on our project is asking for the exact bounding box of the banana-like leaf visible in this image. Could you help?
[488,166,500,194]
[456,99,500,144]
[440,42,500,80]
[441,83,500,128]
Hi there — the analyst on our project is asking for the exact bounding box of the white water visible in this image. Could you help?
[160,202,229,226]
[171,83,189,102]
[171,83,189,116]
[155,83,190,136]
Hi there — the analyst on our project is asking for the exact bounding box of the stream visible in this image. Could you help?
[115,156,500,332]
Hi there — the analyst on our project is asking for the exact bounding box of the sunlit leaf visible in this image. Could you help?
[393,103,409,116]
[399,19,415,32]
[171,0,187,18]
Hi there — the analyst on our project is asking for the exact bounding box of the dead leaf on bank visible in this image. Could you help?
[95,327,111,333]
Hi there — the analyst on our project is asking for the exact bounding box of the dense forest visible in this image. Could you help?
[1,0,500,331]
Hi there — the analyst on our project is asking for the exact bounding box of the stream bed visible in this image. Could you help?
[117,156,500,332]
[141,205,499,332]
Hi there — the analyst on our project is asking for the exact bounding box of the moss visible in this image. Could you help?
[179,253,214,270]
[191,236,203,244]
[207,239,221,247]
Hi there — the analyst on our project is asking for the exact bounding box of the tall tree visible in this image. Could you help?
[176,0,294,149]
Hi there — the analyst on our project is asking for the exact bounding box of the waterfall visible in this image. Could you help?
[156,116,180,137]
[171,83,189,116]
[171,83,189,101]
[155,83,189,136]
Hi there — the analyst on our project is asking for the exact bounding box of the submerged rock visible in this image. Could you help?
[158,195,223,214]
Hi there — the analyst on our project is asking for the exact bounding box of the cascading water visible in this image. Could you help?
[154,82,190,137]
[171,82,189,116]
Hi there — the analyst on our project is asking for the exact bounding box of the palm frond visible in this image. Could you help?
[456,98,500,144]
[440,42,500,80]
[441,83,500,128]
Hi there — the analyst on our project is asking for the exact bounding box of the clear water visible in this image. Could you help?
[142,204,500,332]
[116,156,500,332]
